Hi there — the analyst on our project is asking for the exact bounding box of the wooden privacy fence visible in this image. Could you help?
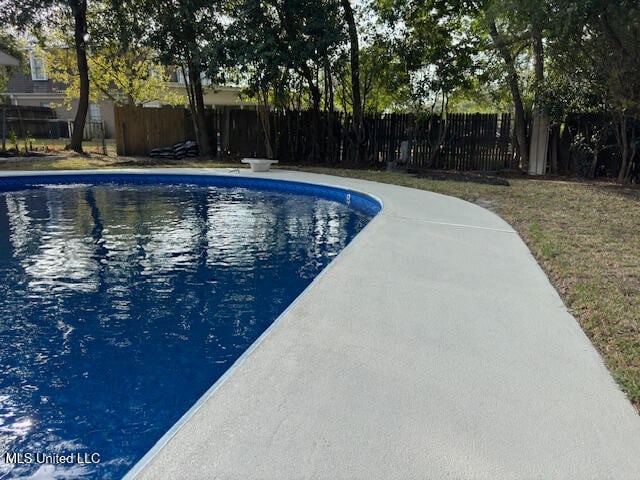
[115,106,514,171]
[420,113,513,170]
[208,109,346,163]
[214,110,515,170]
[207,109,513,170]
[115,106,188,156]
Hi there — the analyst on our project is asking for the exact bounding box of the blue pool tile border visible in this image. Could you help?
[0,172,382,217]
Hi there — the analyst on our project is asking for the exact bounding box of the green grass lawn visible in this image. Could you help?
[1,155,638,412]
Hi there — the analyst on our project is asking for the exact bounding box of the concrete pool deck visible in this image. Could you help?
[3,168,639,478]
[130,168,640,479]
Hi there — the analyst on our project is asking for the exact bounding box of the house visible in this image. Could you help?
[2,50,117,138]
[0,50,19,67]
[1,50,255,139]
[163,69,256,110]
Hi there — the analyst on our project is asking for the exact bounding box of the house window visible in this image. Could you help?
[30,54,47,81]
[88,103,101,122]
[175,68,210,86]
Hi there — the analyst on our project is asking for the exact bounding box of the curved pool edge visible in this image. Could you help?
[3,168,640,479]
[124,218,378,480]
[0,169,383,218]
[0,168,383,479]
[119,173,384,480]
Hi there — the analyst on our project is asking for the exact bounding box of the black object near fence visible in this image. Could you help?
[150,141,198,160]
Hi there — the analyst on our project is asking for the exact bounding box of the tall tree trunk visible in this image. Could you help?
[298,65,322,162]
[587,146,600,178]
[549,124,559,173]
[488,20,529,169]
[300,64,322,112]
[257,86,273,158]
[340,0,365,164]
[69,0,89,153]
[323,61,337,163]
[341,0,361,126]
[618,114,630,182]
[271,2,321,113]
[182,65,199,144]
[588,125,608,178]
[187,59,211,156]
[528,23,549,175]
[531,24,544,84]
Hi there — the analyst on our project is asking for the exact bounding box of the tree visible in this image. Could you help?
[529,2,549,175]
[547,0,640,182]
[228,0,346,160]
[68,0,89,153]
[336,37,411,114]
[0,32,23,94]
[1,0,90,153]
[340,0,361,120]
[375,0,479,109]
[45,2,181,110]
[374,0,480,165]
[143,0,229,156]
[340,0,366,162]
[230,0,347,106]
[483,9,531,169]
[467,0,561,173]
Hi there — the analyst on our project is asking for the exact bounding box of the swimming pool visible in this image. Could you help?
[0,173,380,479]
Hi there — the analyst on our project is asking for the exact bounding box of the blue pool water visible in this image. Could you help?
[0,174,377,479]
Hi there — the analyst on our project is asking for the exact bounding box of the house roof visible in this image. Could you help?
[0,50,19,66]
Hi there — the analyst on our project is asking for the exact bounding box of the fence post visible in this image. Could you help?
[1,108,5,152]
[223,107,230,153]
[17,106,24,138]
[120,120,126,156]
[101,122,107,155]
